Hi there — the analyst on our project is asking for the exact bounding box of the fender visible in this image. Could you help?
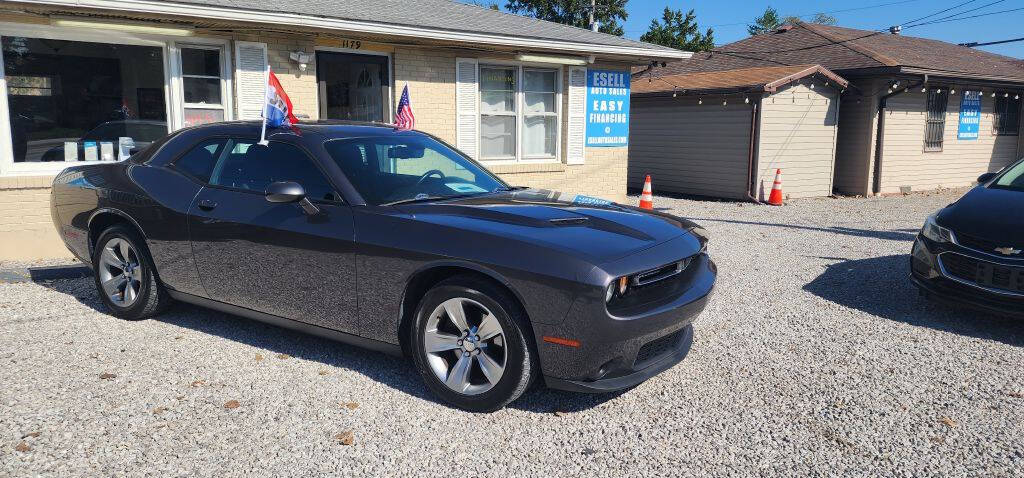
[87,207,149,255]
[396,258,533,337]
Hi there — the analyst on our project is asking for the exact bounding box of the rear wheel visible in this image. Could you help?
[91,224,171,320]
[411,276,535,412]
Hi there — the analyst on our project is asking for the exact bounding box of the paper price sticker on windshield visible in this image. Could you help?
[585,70,630,148]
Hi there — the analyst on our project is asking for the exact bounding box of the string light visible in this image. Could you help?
[950,89,955,95]
[744,97,750,104]
[1005,93,1009,98]
[698,97,702,104]
[722,98,727,106]
[936,89,942,94]
[892,81,899,88]
[921,87,927,93]
[992,92,997,97]
[672,87,677,98]
[1016,94,1020,100]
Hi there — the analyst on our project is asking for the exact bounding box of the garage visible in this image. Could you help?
[629,64,847,201]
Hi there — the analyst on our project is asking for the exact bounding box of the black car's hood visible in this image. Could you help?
[397,189,698,264]
[939,185,1024,245]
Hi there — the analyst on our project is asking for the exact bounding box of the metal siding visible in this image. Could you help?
[880,90,1020,194]
[833,79,879,196]
[756,83,840,199]
[627,97,752,199]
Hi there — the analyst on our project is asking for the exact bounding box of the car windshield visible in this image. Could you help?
[993,158,1024,192]
[324,135,506,205]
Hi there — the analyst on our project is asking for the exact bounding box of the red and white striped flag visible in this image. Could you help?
[394,84,415,131]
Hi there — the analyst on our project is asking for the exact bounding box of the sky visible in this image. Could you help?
[465,0,1024,58]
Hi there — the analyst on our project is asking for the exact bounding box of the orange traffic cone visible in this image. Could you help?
[639,175,654,210]
[768,169,784,206]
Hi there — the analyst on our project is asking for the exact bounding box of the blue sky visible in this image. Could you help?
[466,1,1024,58]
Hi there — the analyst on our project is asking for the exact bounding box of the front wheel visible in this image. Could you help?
[411,276,536,412]
[92,224,171,320]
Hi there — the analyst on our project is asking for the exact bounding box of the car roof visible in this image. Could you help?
[186,120,416,139]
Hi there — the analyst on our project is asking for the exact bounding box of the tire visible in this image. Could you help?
[410,275,536,412]
[91,224,171,320]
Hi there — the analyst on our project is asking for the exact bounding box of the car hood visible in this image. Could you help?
[938,185,1024,245]
[397,189,700,264]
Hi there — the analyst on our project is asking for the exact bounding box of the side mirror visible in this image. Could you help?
[977,172,997,184]
[265,181,306,203]
[265,181,320,215]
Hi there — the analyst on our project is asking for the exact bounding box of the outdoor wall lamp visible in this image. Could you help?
[290,51,312,72]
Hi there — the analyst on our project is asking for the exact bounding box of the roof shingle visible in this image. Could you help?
[657,22,1024,82]
[633,64,848,96]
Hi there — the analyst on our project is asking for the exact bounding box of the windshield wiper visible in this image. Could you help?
[495,185,529,191]
[381,193,483,207]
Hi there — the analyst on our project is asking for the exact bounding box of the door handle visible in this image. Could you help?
[197,199,218,211]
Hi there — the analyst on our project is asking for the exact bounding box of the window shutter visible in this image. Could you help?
[234,41,268,120]
[455,58,479,159]
[566,66,587,165]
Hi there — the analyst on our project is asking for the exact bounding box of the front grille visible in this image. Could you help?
[956,232,1023,257]
[940,253,1024,294]
[634,329,683,368]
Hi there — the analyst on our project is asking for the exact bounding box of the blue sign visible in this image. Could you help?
[585,69,630,147]
[958,91,981,140]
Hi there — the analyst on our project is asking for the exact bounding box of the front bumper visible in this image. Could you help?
[536,252,716,392]
[910,235,1024,319]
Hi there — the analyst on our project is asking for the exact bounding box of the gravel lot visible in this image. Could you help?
[2,189,1022,477]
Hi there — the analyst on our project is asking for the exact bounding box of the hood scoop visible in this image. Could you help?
[548,217,590,226]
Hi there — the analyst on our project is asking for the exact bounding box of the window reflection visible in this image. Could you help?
[3,36,168,163]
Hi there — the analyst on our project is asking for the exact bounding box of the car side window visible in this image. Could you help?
[209,139,341,202]
[174,138,227,183]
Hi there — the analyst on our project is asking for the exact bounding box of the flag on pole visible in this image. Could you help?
[259,67,299,145]
[394,84,415,131]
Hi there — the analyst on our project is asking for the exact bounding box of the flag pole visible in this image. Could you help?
[258,64,271,146]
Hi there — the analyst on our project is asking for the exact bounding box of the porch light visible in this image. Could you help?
[51,17,194,36]
[514,54,588,66]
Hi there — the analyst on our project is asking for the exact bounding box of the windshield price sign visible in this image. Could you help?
[957,91,981,140]
[586,70,630,147]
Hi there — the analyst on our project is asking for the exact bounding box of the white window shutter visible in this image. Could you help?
[455,58,479,160]
[234,41,268,120]
[566,66,587,165]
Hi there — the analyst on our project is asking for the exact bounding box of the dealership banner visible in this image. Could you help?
[585,69,630,147]
[957,91,981,140]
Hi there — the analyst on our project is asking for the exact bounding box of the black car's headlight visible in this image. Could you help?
[921,213,953,243]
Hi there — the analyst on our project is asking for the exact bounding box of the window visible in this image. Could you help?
[324,135,504,206]
[2,36,168,163]
[479,66,517,160]
[478,65,560,162]
[209,140,340,201]
[522,69,557,158]
[180,46,226,127]
[174,138,227,183]
[993,158,1024,192]
[994,94,1021,136]
[924,89,949,152]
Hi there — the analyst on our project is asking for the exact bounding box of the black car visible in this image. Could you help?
[50,121,716,411]
[911,157,1024,318]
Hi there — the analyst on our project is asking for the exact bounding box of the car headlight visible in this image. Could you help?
[921,213,953,243]
[605,276,630,303]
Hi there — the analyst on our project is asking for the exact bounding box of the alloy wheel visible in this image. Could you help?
[423,297,507,395]
[97,238,143,307]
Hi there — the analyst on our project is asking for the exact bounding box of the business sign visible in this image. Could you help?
[585,69,630,147]
[957,91,981,140]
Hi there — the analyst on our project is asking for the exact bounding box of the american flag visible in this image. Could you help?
[394,84,415,131]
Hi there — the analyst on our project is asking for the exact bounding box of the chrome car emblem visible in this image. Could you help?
[994,246,1022,256]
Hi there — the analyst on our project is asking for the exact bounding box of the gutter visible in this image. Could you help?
[746,94,764,203]
[872,75,926,195]
[17,0,691,61]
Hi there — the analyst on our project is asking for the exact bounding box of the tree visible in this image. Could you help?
[505,0,628,36]
[640,7,714,52]
[783,12,837,26]
[747,6,782,35]
[468,0,501,10]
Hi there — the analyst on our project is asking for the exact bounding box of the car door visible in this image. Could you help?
[187,137,359,334]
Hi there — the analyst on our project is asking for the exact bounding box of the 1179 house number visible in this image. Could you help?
[339,39,362,49]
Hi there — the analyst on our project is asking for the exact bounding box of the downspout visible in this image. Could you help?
[873,75,925,195]
[746,93,764,203]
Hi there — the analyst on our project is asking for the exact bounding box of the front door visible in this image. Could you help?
[188,138,359,334]
[316,51,390,122]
